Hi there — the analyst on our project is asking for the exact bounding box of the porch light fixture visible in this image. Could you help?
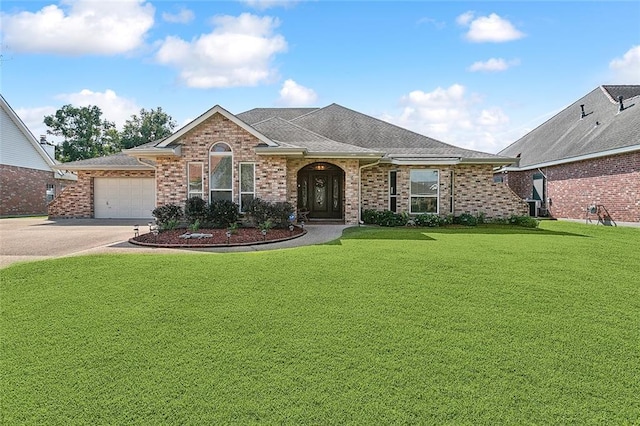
[314,164,327,171]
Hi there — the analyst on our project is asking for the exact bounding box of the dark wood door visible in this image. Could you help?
[298,169,342,219]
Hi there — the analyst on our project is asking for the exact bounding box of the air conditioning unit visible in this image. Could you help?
[526,199,541,217]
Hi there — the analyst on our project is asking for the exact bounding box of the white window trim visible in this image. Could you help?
[209,142,233,202]
[187,162,204,199]
[409,169,440,214]
[239,162,256,212]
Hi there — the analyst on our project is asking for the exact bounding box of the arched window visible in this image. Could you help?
[209,142,232,202]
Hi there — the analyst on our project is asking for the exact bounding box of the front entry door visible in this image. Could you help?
[298,164,343,220]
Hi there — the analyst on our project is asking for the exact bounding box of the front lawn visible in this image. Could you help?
[1,221,638,424]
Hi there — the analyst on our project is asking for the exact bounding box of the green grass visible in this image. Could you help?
[1,221,639,424]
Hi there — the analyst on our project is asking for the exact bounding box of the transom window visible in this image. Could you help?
[410,169,439,214]
[209,142,232,202]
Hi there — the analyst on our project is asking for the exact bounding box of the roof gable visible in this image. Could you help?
[0,94,56,171]
[499,85,640,168]
[157,104,276,148]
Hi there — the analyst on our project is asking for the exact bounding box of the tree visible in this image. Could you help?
[120,107,176,149]
[44,105,121,162]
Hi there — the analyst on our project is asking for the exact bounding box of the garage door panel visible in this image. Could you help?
[95,178,155,218]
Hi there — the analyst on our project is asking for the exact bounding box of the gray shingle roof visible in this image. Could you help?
[53,152,154,170]
[252,117,380,154]
[238,108,319,125]
[499,85,640,168]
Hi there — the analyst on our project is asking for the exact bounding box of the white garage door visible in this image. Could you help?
[94,178,155,219]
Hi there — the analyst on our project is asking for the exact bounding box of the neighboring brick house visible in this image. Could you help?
[50,103,527,224]
[497,85,640,223]
[0,94,76,216]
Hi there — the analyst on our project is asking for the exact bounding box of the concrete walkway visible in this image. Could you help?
[0,217,351,269]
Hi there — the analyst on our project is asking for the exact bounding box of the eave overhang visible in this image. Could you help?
[123,145,182,158]
[498,144,640,172]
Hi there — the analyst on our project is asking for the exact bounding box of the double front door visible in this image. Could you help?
[298,164,343,220]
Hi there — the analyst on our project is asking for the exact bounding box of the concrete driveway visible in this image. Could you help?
[0,217,350,269]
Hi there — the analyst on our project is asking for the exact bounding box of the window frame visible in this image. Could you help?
[409,169,439,214]
[209,142,233,202]
[388,170,398,212]
[187,162,204,200]
[239,162,256,213]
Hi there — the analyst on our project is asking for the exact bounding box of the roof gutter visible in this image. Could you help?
[499,144,640,172]
[123,145,181,158]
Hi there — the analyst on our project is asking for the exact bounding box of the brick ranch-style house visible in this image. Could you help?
[49,103,527,224]
[1,94,76,217]
[497,85,639,223]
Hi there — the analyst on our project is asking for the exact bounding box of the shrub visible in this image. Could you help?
[509,215,540,228]
[270,202,295,228]
[208,199,239,228]
[362,209,380,225]
[414,214,441,227]
[378,210,406,227]
[184,197,208,225]
[455,212,478,226]
[244,198,271,226]
[244,199,294,229]
[189,219,200,232]
[152,204,183,230]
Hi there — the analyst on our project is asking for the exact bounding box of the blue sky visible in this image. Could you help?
[1,0,638,154]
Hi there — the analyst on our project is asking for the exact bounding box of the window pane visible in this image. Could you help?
[210,191,232,202]
[411,197,437,213]
[188,163,203,194]
[210,156,232,189]
[240,163,254,193]
[410,170,438,196]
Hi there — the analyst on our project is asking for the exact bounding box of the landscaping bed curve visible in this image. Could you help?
[130,226,306,248]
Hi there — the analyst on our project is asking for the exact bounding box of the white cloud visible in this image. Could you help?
[0,0,154,55]
[609,45,640,84]
[457,12,525,43]
[162,8,194,24]
[57,89,140,129]
[456,11,475,26]
[468,57,520,72]
[155,13,287,88]
[380,84,513,153]
[15,106,58,142]
[278,79,318,106]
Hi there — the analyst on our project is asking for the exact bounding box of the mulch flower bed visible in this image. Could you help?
[130,226,306,248]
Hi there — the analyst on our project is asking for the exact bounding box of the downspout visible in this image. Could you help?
[358,160,381,225]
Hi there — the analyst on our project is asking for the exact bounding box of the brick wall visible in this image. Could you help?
[0,164,61,216]
[504,151,640,222]
[362,163,527,218]
[48,170,154,218]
